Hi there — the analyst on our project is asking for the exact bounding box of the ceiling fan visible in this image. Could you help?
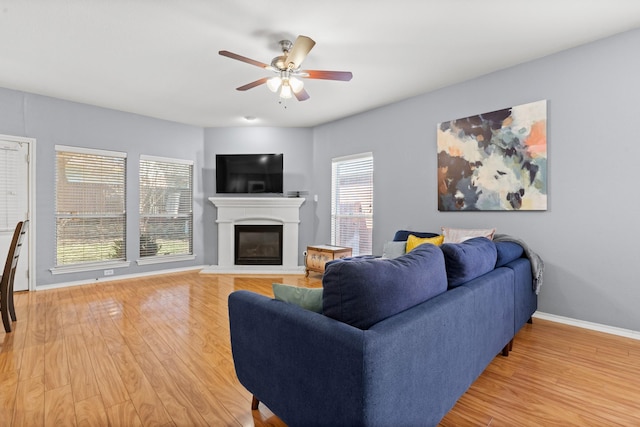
[219,35,353,101]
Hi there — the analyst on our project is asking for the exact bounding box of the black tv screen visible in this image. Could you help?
[216,154,284,194]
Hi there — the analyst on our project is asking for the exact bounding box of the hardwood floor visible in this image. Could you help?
[1,270,639,426]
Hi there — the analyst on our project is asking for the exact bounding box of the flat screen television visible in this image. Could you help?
[216,153,284,194]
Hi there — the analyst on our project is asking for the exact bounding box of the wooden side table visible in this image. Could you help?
[305,245,352,277]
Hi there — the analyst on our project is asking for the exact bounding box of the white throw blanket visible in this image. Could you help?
[493,234,544,295]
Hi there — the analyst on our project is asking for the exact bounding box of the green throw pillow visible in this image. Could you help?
[272,283,323,313]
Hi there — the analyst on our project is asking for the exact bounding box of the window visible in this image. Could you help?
[331,152,373,256]
[55,146,126,268]
[139,155,193,261]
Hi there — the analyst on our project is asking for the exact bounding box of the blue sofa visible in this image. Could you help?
[228,233,538,426]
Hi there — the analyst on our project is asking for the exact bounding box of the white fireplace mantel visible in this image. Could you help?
[201,197,306,274]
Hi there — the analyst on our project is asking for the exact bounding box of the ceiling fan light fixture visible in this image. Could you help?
[267,76,282,92]
[279,81,293,99]
[289,76,304,94]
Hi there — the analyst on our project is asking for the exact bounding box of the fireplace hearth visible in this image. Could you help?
[235,225,283,265]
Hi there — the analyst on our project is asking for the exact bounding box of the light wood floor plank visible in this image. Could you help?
[0,371,19,422]
[44,384,76,426]
[75,395,109,427]
[0,349,21,374]
[2,270,640,426]
[106,399,143,427]
[158,355,243,426]
[18,343,44,381]
[43,338,69,391]
[82,331,130,409]
[109,345,172,426]
[13,375,44,426]
[134,350,210,426]
[64,334,100,402]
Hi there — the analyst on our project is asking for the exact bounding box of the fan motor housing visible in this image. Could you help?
[271,55,288,70]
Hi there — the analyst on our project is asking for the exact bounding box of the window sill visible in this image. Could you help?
[136,254,196,266]
[50,260,131,275]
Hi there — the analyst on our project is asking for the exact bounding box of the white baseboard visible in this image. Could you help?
[533,311,640,341]
[36,265,207,291]
[200,265,306,275]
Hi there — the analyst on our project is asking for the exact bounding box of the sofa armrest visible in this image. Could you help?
[228,290,366,426]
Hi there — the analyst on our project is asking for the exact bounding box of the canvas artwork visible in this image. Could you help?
[437,100,547,211]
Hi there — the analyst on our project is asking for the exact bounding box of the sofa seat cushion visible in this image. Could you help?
[495,241,524,267]
[441,237,498,288]
[322,244,448,329]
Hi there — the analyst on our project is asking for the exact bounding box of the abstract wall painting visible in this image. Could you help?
[437,100,547,211]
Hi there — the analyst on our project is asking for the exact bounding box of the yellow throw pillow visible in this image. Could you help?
[406,234,444,252]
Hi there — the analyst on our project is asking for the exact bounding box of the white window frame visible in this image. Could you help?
[331,152,374,256]
[137,155,195,266]
[51,145,129,274]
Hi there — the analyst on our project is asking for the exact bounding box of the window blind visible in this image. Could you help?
[55,146,126,266]
[331,153,373,256]
[139,155,193,258]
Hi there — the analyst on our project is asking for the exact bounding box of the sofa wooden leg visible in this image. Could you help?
[527,317,533,324]
[501,339,514,356]
[251,395,260,410]
[501,344,509,357]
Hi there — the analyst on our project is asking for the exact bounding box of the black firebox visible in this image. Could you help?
[234,225,283,265]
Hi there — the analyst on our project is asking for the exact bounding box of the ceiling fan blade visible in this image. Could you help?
[294,88,310,101]
[285,36,315,69]
[236,78,268,91]
[219,50,269,69]
[303,70,353,81]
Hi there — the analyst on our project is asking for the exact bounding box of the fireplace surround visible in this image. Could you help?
[203,197,305,274]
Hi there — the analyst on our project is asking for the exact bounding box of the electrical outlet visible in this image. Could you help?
[104,269,114,276]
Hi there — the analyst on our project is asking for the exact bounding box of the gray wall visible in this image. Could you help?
[0,88,316,285]
[312,28,640,332]
[203,127,314,265]
[0,89,205,286]
[2,27,639,331]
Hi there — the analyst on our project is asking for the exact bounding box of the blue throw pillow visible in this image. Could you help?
[440,237,498,288]
[393,230,440,242]
[495,241,524,267]
[322,244,448,329]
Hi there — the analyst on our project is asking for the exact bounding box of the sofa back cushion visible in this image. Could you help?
[441,237,498,288]
[322,244,448,329]
[495,241,524,267]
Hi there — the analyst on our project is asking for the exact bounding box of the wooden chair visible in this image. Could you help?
[1,220,28,333]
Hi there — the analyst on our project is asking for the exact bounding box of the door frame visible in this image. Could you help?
[0,134,36,291]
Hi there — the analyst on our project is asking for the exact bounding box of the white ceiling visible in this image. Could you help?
[1,0,640,128]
